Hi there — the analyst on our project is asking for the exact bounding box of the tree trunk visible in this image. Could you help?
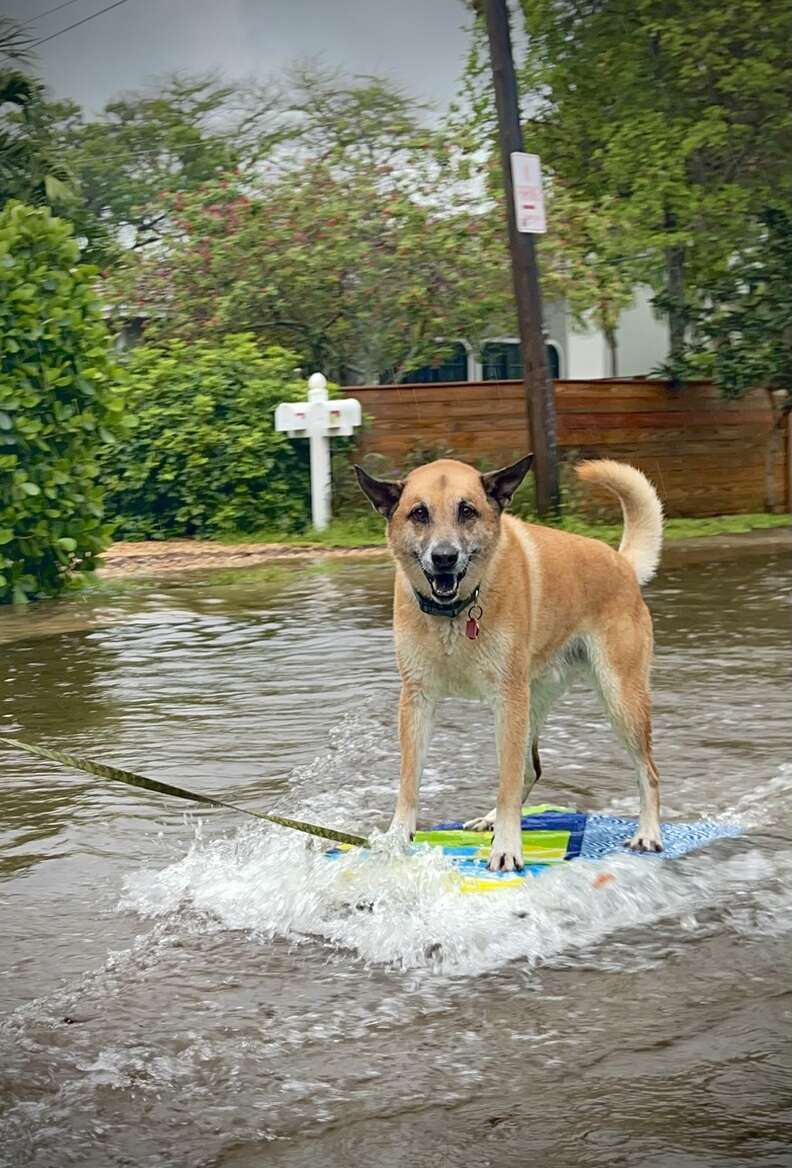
[764,388,786,512]
[605,328,619,378]
[665,243,686,382]
[309,339,330,380]
[662,203,686,385]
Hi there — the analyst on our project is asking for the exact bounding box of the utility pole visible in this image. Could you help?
[481,0,560,515]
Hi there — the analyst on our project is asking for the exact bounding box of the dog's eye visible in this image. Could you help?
[458,502,478,522]
[409,504,430,525]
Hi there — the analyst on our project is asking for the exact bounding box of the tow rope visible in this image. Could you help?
[0,737,370,849]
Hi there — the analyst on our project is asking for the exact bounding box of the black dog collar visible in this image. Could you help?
[413,585,480,620]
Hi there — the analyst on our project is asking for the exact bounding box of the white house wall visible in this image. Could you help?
[565,319,608,378]
[615,285,669,376]
[551,287,669,379]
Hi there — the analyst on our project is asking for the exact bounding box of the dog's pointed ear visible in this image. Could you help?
[354,465,405,519]
[480,455,534,511]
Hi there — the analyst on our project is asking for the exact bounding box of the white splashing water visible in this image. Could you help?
[120,768,792,976]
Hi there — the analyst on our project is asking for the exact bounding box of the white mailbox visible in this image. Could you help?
[274,401,309,438]
[326,399,361,436]
[274,373,362,530]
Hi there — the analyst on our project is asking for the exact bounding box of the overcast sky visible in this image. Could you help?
[7,0,473,113]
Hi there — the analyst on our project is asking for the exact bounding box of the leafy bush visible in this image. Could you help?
[0,202,123,604]
[102,336,312,538]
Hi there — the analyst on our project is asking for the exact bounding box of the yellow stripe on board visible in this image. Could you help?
[459,875,525,893]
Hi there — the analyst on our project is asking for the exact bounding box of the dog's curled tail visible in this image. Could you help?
[576,459,664,586]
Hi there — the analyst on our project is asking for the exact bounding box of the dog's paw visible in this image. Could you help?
[487,845,524,873]
[487,826,524,873]
[384,819,415,848]
[373,822,413,858]
[463,808,496,832]
[625,827,663,853]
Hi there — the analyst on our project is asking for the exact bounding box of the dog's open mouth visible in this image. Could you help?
[425,569,465,603]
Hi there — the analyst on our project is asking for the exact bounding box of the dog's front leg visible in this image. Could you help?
[489,683,531,872]
[390,684,436,839]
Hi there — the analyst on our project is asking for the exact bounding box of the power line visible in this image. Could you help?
[31,0,132,48]
[30,0,86,22]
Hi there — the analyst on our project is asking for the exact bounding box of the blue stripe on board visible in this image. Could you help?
[580,814,743,860]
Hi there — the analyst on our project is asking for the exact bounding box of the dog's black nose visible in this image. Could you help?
[431,543,460,571]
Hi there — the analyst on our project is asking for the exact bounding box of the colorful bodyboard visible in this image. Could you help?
[327,804,742,893]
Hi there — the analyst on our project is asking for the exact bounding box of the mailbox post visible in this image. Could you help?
[274,373,362,531]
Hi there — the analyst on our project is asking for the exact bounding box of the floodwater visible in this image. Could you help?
[0,550,790,1168]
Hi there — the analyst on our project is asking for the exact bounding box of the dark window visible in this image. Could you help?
[482,341,522,380]
[481,341,560,380]
[392,343,469,385]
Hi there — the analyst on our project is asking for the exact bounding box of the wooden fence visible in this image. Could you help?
[348,378,789,518]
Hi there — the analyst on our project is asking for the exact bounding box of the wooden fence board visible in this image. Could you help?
[347,378,788,518]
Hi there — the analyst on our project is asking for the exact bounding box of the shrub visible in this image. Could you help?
[0,202,123,604]
[102,336,312,538]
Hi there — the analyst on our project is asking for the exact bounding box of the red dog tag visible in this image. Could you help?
[465,615,479,640]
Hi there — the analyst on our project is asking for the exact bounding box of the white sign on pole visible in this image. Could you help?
[510,152,546,234]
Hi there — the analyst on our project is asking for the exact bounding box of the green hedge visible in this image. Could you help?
[102,336,312,538]
[0,202,123,604]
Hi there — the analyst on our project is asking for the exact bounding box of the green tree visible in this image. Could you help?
[0,82,77,210]
[21,69,428,263]
[0,19,74,211]
[102,71,514,380]
[517,0,792,374]
[284,63,433,168]
[688,209,792,407]
[0,202,124,604]
[2,66,515,375]
[34,73,289,261]
[0,15,31,63]
[104,164,511,382]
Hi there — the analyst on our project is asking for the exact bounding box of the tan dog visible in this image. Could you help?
[355,456,664,872]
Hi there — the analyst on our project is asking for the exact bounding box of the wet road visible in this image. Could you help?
[0,551,790,1168]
